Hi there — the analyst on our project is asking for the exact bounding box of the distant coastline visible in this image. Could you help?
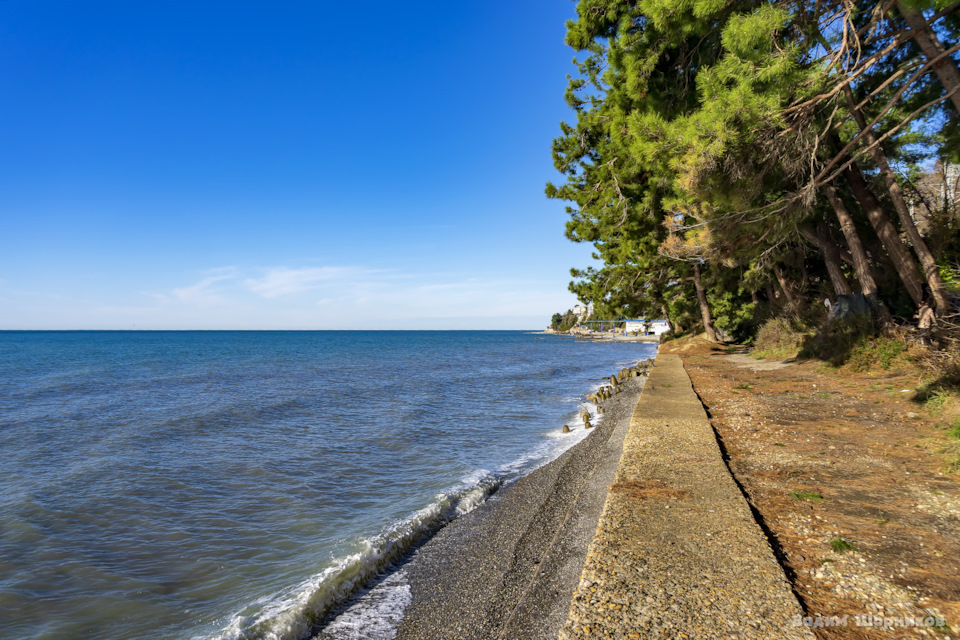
[540,326,661,342]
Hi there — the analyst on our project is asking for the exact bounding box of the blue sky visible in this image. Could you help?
[0,1,594,329]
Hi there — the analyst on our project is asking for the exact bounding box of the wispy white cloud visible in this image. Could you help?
[168,267,239,305]
[244,266,371,299]
[81,265,579,329]
[0,258,581,329]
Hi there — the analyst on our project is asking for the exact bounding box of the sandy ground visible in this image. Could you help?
[391,375,646,640]
[669,339,960,639]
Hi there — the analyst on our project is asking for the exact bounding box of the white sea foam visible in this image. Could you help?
[201,476,500,640]
[313,571,412,640]
[200,381,619,640]
[314,399,608,638]
[501,394,604,484]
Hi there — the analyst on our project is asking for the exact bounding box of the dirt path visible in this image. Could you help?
[561,354,811,640]
[677,348,960,639]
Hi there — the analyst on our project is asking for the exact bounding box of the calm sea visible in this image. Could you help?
[0,331,656,640]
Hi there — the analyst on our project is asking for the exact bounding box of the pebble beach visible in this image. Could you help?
[350,353,814,640]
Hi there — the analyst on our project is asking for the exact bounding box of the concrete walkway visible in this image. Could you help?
[560,354,813,639]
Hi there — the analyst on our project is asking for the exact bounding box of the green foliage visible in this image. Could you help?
[846,337,909,372]
[947,419,960,441]
[924,388,952,415]
[830,537,857,553]
[549,0,959,347]
[944,419,960,474]
[798,316,876,367]
[550,310,581,332]
[790,490,825,503]
[939,263,960,293]
[753,317,812,359]
[708,288,757,342]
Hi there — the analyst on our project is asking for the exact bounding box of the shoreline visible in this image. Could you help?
[393,373,647,640]
[310,367,648,639]
[316,335,960,639]
[539,328,662,343]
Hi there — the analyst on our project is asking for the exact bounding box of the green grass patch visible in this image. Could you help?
[947,419,960,441]
[943,419,960,473]
[925,388,952,415]
[847,336,909,372]
[830,537,857,553]
[734,382,752,390]
[774,442,786,447]
[790,490,825,503]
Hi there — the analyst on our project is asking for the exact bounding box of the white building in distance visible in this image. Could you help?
[573,303,594,320]
[624,319,671,335]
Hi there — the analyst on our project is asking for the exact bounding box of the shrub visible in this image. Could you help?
[753,316,812,359]
[846,336,909,372]
[925,388,952,415]
[799,314,880,368]
[550,309,581,332]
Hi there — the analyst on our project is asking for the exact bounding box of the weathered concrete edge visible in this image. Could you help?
[558,353,813,640]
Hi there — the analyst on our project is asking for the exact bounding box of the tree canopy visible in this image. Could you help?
[549,0,960,341]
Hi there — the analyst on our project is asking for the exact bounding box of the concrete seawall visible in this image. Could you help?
[560,354,813,639]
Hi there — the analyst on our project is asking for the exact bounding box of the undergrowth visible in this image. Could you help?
[798,315,876,367]
[753,316,812,360]
[846,335,909,371]
[942,418,960,473]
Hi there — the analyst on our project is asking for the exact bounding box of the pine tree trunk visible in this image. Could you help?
[824,185,879,297]
[842,84,950,312]
[844,164,926,305]
[898,3,960,115]
[660,305,672,332]
[800,228,854,295]
[773,265,796,306]
[692,262,718,341]
[751,289,759,305]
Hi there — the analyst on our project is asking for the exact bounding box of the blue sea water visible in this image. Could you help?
[0,331,656,640]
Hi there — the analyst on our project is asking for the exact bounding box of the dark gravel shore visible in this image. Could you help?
[392,375,646,640]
